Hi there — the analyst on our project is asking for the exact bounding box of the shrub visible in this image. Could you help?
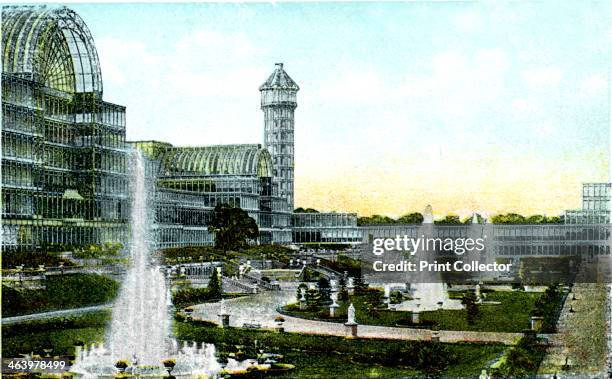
[172,287,217,307]
[2,274,119,317]
[532,284,564,333]
[319,255,360,276]
[461,291,479,325]
[115,360,129,369]
[162,358,176,367]
[490,332,545,377]
[316,277,332,305]
[2,251,74,269]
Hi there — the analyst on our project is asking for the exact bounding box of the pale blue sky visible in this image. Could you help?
[70,2,612,216]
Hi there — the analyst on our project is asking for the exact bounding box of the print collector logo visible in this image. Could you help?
[370,235,513,273]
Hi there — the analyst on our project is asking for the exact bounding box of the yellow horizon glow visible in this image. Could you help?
[294,151,608,218]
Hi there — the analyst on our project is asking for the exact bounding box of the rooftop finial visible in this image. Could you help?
[275,62,284,69]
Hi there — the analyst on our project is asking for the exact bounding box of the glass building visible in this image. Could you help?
[292,212,362,244]
[564,183,611,224]
[132,141,292,248]
[133,64,361,248]
[1,6,129,252]
[361,188,612,270]
[0,7,369,251]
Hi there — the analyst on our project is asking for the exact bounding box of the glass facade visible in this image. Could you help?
[0,10,395,251]
[133,64,361,249]
[1,6,129,252]
[292,212,362,244]
[361,182,612,265]
[132,141,292,248]
[565,183,611,224]
[360,223,610,265]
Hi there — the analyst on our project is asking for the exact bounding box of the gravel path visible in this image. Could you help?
[192,290,522,345]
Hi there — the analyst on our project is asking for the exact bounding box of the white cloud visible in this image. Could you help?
[578,73,607,98]
[521,66,563,89]
[95,30,268,146]
[533,120,555,137]
[453,11,483,33]
[512,98,540,114]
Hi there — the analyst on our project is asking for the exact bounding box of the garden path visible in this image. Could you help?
[192,289,523,345]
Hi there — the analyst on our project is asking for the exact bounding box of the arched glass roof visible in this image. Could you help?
[158,144,274,178]
[2,6,103,94]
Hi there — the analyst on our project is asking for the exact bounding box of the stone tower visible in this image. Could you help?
[260,63,299,212]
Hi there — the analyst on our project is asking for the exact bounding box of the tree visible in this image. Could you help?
[365,290,383,311]
[207,203,259,252]
[461,291,479,325]
[490,332,542,377]
[526,214,546,224]
[317,277,332,305]
[491,213,527,224]
[461,213,484,224]
[353,271,368,293]
[207,269,222,299]
[491,213,564,224]
[546,215,563,224]
[305,288,320,309]
[390,290,403,304]
[357,214,396,226]
[397,212,424,224]
[434,215,461,225]
[301,267,316,282]
[294,207,319,213]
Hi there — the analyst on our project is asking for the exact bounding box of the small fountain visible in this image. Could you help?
[70,151,221,377]
[394,205,464,312]
[397,282,463,311]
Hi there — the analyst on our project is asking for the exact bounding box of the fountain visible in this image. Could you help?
[393,205,464,312]
[397,282,464,311]
[70,151,222,378]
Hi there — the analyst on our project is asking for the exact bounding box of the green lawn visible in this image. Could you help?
[175,320,506,378]
[277,352,421,378]
[283,290,545,332]
[2,273,120,317]
[421,291,542,332]
[2,311,109,358]
[159,244,294,265]
[2,310,507,377]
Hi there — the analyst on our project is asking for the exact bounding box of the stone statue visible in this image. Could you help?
[330,291,338,306]
[347,303,356,324]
